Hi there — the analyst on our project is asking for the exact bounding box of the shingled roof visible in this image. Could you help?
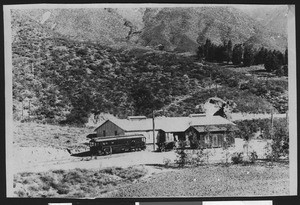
[94,114,236,133]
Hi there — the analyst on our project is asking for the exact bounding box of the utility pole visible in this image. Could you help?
[22,101,24,119]
[152,110,156,151]
[271,111,274,138]
[29,100,31,118]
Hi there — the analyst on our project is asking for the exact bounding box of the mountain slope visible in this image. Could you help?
[11,8,288,124]
[15,6,287,53]
[15,8,131,45]
[236,5,288,36]
[139,6,287,52]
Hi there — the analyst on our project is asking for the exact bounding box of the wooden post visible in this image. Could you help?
[152,110,156,151]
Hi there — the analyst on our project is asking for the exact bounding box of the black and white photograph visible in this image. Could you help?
[4,3,296,198]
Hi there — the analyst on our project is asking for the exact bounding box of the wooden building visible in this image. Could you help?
[92,114,238,148]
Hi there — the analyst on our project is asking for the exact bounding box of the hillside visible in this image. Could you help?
[140,6,287,52]
[15,8,132,45]
[11,8,288,125]
[15,6,288,53]
[236,5,288,36]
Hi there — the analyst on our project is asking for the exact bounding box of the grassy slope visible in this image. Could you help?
[13,122,93,150]
[112,162,289,197]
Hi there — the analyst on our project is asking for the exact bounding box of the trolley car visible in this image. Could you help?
[89,134,146,155]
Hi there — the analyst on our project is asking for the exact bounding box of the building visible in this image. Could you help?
[92,114,238,148]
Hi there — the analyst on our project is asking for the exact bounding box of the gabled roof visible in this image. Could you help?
[94,118,154,132]
[94,115,236,133]
[155,117,191,132]
[193,124,238,133]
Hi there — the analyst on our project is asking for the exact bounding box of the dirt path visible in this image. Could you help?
[12,148,177,173]
[11,138,271,174]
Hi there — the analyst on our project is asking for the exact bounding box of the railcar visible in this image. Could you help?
[89,134,146,155]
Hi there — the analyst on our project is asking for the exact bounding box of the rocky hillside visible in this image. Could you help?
[15,6,287,53]
[14,8,132,45]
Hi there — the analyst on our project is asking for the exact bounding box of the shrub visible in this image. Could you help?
[163,158,172,167]
[187,149,206,166]
[175,141,188,167]
[100,166,147,181]
[14,189,28,197]
[264,119,289,161]
[249,151,258,163]
[231,152,243,164]
[56,183,70,195]
[175,149,187,167]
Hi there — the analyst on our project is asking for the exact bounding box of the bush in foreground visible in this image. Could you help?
[231,151,258,165]
[14,166,147,198]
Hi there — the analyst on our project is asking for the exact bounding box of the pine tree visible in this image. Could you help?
[227,40,233,63]
[254,47,267,65]
[232,44,243,65]
[197,45,205,60]
[204,39,212,60]
[273,50,284,66]
[243,45,254,66]
[215,45,225,63]
[264,51,280,72]
[207,45,216,62]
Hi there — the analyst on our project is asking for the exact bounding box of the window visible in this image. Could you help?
[103,130,106,137]
[115,131,118,135]
[205,135,209,144]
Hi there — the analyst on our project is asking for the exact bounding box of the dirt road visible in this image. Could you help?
[11,138,270,173]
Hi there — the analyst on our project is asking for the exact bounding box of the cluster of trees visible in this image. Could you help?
[197,39,233,63]
[234,118,289,160]
[197,39,288,76]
